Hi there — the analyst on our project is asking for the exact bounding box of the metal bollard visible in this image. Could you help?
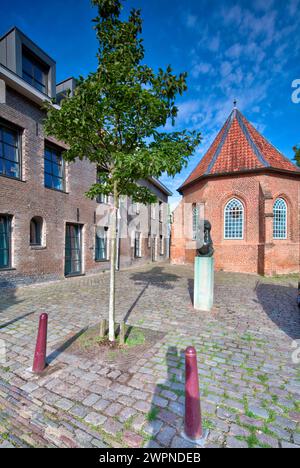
[32,313,48,373]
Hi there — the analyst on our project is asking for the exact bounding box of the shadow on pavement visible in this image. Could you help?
[0,278,24,320]
[256,282,300,340]
[47,327,88,364]
[124,267,181,323]
[146,345,184,448]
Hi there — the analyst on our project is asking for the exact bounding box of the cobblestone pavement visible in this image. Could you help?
[0,263,299,448]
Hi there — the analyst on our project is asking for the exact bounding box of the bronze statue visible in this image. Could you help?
[197,220,214,257]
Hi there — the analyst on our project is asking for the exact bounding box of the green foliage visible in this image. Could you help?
[146,407,159,421]
[44,0,201,203]
[124,327,145,347]
[294,145,300,167]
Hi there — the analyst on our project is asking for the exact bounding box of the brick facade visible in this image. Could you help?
[0,87,170,288]
[171,107,300,276]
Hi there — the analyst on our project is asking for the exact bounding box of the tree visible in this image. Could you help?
[44,0,201,342]
[294,146,300,166]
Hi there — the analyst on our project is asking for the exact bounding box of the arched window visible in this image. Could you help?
[192,203,199,240]
[224,198,244,239]
[273,198,287,239]
[30,217,43,246]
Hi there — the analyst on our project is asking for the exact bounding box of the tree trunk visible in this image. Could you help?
[108,184,119,342]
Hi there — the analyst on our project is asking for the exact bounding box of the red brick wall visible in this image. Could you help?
[0,86,108,286]
[171,172,300,275]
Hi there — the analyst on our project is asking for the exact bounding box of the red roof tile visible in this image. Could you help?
[180,108,299,191]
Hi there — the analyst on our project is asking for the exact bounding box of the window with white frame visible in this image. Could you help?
[224,198,244,239]
[159,235,164,255]
[273,198,287,239]
[95,227,108,261]
[192,203,198,240]
[134,232,142,258]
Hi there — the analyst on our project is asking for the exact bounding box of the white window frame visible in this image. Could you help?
[160,235,164,256]
[224,198,244,240]
[192,204,199,240]
[134,231,142,258]
[273,198,287,240]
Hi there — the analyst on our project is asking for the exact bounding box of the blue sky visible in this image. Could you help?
[1,0,299,208]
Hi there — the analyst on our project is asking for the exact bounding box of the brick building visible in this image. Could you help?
[0,27,171,288]
[171,105,300,275]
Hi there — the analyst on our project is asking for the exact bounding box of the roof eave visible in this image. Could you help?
[178,166,300,194]
[149,177,173,196]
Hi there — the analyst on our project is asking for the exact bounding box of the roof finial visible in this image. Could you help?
[233,99,237,109]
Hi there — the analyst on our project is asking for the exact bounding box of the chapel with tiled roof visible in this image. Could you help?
[171,105,300,276]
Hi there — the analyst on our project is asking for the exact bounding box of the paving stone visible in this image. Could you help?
[281,441,300,448]
[93,399,110,411]
[102,418,123,437]
[133,400,151,413]
[156,426,176,446]
[169,401,184,416]
[257,433,279,448]
[84,412,107,427]
[217,407,236,421]
[171,436,199,448]
[91,438,107,448]
[20,382,39,393]
[143,420,163,436]
[82,394,100,407]
[226,436,248,448]
[123,431,144,448]
[74,429,93,444]
[239,415,264,428]
[267,424,291,441]
[131,414,145,432]
[248,406,269,419]
[152,395,169,408]
[229,424,250,437]
[293,433,300,445]
[0,264,299,448]
[144,440,162,448]
[0,441,15,448]
[105,402,123,417]
[118,407,137,423]
[55,398,74,411]
[69,405,89,419]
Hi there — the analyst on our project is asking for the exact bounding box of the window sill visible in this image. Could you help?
[0,174,26,183]
[0,267,16,272]
[30,245,46,250]
[45,186,69,195]
[95,259,109,263]
[65,272,85,279]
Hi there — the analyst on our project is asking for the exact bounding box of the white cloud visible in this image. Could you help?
[220,61,232,77]
[184,13,198,28]
[208,35,220,52]
[191,62,213,78]
[253,0,274,11]
[226,43,243,59]
[288,0,300,16]
[176,100,202,126]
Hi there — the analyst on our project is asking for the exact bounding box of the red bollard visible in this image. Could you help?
[183,346,208,444]
[32,313,48,373]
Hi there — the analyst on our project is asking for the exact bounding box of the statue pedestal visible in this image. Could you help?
[194,257,214,312]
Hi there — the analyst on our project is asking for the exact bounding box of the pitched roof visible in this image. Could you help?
[179,108,299,192]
